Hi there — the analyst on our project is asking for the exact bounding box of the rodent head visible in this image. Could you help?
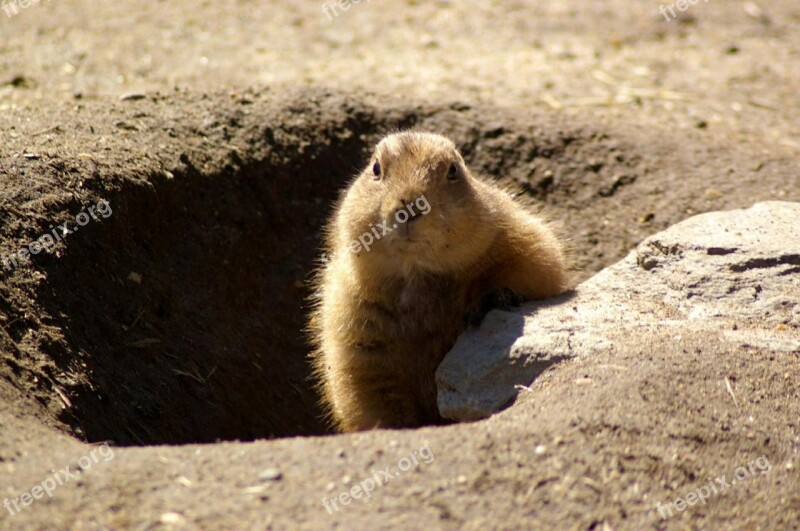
[335,131,496,275]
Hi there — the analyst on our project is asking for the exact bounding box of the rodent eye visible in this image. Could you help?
[447,163,460,181]
[372,160,381,180]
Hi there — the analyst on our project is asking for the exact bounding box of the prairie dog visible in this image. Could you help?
[310,131,568,432]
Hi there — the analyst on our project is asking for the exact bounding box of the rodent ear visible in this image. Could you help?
[372,160,382,180]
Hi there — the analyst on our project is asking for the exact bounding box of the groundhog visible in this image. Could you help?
[309,131,568,432]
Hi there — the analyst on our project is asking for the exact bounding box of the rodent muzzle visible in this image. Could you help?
[403,209,423,224]
[392,204,422,226]
[391,203,423,239]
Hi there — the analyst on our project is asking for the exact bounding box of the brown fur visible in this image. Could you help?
[309,131,568,432]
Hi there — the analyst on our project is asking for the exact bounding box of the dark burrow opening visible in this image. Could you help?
[35,129,384,446]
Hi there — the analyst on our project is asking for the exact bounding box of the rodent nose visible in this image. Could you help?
[394,201,423,224]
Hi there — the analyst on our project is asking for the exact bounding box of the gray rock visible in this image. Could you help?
[437,201,800,421]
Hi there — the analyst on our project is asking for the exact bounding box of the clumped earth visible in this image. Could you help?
[0,1,798,529]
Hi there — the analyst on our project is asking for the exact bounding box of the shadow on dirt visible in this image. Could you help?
[38,128,382,445]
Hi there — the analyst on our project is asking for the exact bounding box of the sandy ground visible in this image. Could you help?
[1,1,800,153]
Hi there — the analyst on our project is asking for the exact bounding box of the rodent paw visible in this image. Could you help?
[463,287,522,328]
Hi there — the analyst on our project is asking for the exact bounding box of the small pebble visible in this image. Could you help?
[258,468,282,481]
[159,513,186,525]
[120,92,146,101]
